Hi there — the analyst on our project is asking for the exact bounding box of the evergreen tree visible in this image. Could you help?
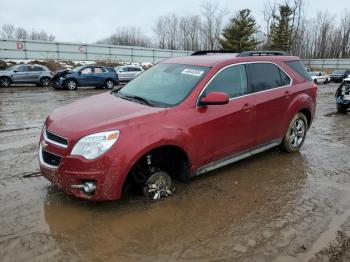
[270,5,294,52]
[219,9,260,52]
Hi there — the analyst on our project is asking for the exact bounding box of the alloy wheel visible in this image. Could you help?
[289,119,306,148]
[41,78,50,87]
[105,80,114,89]
[0,78,10,87]
[66,80,77,90]
[144,172,173,200]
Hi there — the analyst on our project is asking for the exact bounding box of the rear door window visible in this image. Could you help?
[203,64,248,99]
[29,66,44,72]
[94,67,105,73]
[247,63,288,92]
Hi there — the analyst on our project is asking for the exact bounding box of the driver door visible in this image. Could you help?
[191,64,256,165]
[78,67,94,86]
[11,65,29,83]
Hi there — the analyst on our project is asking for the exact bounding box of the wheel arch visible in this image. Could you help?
[298,108,312,129]
[119,143,192,197]
[0,75,12,85]
[283,93,315,133]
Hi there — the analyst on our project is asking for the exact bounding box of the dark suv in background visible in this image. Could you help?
[0,64,53,87]
[330,69,350,82]
[52,66,119,90]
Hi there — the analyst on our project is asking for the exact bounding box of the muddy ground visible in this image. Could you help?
[0,84,349,262]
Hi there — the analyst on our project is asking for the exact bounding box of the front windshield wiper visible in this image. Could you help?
[124,95,155,107]
[112,90,155,107]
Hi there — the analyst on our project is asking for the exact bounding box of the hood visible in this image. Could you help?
[46,92,165,138]
[52,69,73,80]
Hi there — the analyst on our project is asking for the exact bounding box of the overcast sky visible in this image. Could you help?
[0,0,348,43]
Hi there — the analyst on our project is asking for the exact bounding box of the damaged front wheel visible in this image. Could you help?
[143,171,174,200]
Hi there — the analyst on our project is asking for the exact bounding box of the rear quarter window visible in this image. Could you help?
[285,60,312,81]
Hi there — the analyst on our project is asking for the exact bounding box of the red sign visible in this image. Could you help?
[16,42,24,50]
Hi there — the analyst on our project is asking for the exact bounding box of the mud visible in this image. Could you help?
[0,84,349,262]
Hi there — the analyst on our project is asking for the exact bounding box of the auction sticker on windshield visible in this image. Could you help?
[182,69,204,77]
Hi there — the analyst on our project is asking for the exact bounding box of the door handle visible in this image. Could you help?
[284,90,290,99]
[242,103,254,112]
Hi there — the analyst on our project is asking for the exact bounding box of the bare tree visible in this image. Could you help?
[340,12,350,58]
[0,24,56,41]
[153,16,168,49]
[97,26,151,47]
[0,24,15,39]
[200,1,228,49]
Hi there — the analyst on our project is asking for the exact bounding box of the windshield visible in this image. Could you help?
[309,72,318,76]
[72,66,84,72]
[118,63,210,107]
[333,70,345,74]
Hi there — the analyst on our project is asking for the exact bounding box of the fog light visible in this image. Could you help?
[83,181,96,194]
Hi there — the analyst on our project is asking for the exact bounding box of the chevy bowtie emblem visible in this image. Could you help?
[41,140,48,150]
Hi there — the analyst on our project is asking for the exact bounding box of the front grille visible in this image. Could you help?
[42,149,62,167]
[46,129,68,146]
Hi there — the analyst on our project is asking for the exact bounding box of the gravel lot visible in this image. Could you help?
[0,83,349,262]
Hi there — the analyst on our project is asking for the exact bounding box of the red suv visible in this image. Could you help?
[39,51,317,201]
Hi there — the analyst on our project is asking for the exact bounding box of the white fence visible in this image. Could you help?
[0,38,191,63]
[1,39,349,69]
[302,59,350,70]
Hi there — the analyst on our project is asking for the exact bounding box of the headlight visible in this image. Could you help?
[71,130,120,160]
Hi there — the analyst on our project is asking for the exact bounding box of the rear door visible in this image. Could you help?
[130,67,143,79]
[118,67,134,81]
[28,66,44,82]
[193,64,256,164]
[91,67,107,85]
[246,62,292,146]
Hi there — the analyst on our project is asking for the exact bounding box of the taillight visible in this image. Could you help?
[310,83,318,97]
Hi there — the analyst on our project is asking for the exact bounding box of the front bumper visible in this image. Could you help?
[39,140,124,201]
[51,79,65,89]
[336,96,350,105]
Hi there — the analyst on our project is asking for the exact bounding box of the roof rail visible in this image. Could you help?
[237,51,289,57]
[191,50,238,56]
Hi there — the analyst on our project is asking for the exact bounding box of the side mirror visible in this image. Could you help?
[199,92,230,106]
[13,70,18,73]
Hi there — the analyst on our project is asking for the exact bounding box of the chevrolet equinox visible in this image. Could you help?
[39,51,317,201]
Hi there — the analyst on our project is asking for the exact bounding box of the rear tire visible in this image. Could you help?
[104,79,114,89]
[40,77,51,87]
[337,103,348,114]
[0,77,11,87]
[280,113,308,153]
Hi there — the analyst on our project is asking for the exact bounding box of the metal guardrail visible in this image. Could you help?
[0,38,192,63]
[302,59,350,70]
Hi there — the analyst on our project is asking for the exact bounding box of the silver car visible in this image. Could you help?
[115,65,144,81]
[0,64,53,87]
